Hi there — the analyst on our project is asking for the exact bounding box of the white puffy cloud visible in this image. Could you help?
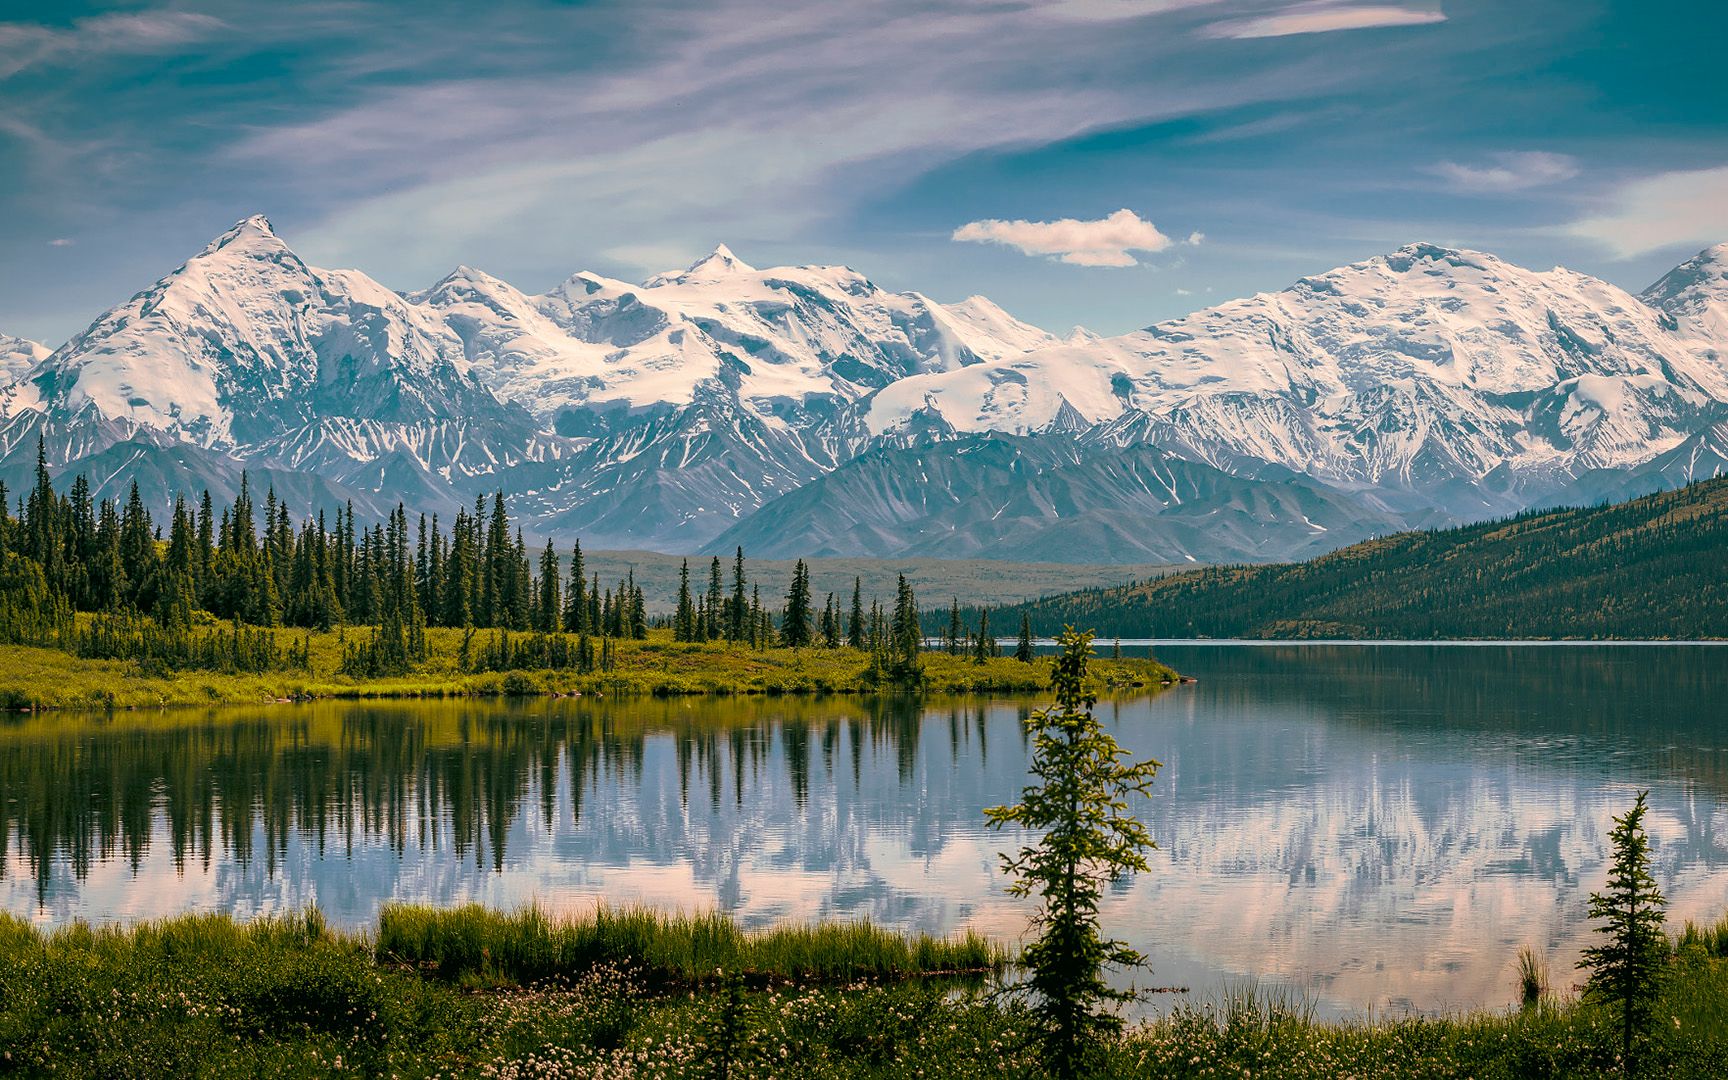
[1433,151,1579,192]
[953,209,1190,267]
[1566,165,1728,258]
[1203,3,1444,39]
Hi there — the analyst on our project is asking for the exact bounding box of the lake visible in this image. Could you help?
[3,643,1725,1018]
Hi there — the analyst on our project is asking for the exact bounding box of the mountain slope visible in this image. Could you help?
[707,432,1412,564]
[866,244,1728,519]
[999,477,1728,639]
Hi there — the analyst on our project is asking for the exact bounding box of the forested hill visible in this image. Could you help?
[996,477,1728,640]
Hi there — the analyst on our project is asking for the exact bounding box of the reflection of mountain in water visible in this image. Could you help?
[1,644,1726,1016]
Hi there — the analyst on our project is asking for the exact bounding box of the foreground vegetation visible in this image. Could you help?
[2,905,1726,1078]
[994,475,1728,639]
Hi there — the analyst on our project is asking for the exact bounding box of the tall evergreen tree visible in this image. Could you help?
[1016,612,1035,663]
[728,547,748,642]
[536,539,561,632]
[706,556,725,642]
[974,608,992,664]
[985,629,1162,1080]
[847,577,865,650]
[1580,790,1669,1069]
[675,558,697,642]
[782,559,813,647]
[564,539,587,633]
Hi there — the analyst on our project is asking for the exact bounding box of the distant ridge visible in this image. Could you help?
[995,477,1728,640]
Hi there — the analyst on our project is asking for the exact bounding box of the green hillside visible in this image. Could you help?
[996,477,1728,640]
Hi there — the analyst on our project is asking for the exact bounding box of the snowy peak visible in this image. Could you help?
[24,215,526,452]
[1643,242,1728,305]
[644,243,757,287]
[926,294,1060,362]
[197,214,283,257]
[1641,243,1728,349]
[0,333,48,387]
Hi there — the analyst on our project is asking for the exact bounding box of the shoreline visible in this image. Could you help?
[0,633,1178,713]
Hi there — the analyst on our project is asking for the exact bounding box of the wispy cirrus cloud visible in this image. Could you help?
[953,209,1196,267]
[244,0,1337,285]
[1432,151,1580,192]
[1203,2,1445,39]
[0,10,226,80]
[1566,165,1728,258]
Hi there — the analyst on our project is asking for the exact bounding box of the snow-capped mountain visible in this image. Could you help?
[863,243,1728,520]
[10,216,1728,563]
[0,333,46,387]
[415,241,1058,545]
[420,243,1053,432]
[4,216,540,506]
[18,216,527,445]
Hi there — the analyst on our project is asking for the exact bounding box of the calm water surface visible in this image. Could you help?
[3,644,1726,1017]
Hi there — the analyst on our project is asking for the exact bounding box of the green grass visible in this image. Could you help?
[375,903,1002,989]
[2,908,1727,1078]
[0,626,1178,710]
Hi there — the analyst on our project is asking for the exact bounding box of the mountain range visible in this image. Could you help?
[3,216,1726,563]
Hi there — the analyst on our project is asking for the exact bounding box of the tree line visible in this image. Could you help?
[0,438,967,681]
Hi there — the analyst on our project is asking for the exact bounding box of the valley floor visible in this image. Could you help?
[0,627,1176,710]
[4,905,1725,1078]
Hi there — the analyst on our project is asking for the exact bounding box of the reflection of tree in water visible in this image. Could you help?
[0,694,973,898]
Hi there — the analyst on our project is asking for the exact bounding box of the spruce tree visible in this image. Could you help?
[729,547,748,642]
[847,577,865,650]
[1016,612,1035,663]
[537,539,561,632]
[564,540,587,633]
[890,574,923,682]
[675,558,696,642]
[985,629,1162,1080]
[1580,790,1669,1069]
[782,559,813,647]
[510,528,532,630]
[707,556,725,642]
[822,592,839,648]
[443,517,473,628]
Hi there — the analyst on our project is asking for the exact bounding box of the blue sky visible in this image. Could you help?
[2,0,1725,345]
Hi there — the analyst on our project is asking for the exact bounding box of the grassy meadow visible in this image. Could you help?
[0,625,1177,710]
[1,905,1725,1078]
